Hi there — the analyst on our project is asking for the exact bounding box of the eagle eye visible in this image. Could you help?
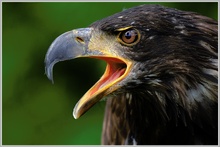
[117,28,140,46]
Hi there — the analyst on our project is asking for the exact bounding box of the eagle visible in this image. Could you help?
[45,4,218,145]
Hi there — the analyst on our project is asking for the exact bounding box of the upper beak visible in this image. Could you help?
[45,28,132,119]
[45,28,95,82]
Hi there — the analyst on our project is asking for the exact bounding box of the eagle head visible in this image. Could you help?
[45,5,217,145]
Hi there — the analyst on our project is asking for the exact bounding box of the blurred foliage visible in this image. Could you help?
[2,2,217,145]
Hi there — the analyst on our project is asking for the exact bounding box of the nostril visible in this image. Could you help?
[75,37,85,44]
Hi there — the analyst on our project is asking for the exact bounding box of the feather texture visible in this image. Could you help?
[98,5,218,145]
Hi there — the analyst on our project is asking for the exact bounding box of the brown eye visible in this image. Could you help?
[118,29,140,46]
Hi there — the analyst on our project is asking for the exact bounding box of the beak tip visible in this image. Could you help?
[73,110,79,119]
[73,114,78,119]
[45,62,54,83]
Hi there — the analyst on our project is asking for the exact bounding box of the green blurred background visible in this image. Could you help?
[2,2,217,145]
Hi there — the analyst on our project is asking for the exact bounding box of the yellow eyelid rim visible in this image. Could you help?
[116,26,133,31]
[116,28,141,46]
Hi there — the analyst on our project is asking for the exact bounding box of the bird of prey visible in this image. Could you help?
[45,4,218,145]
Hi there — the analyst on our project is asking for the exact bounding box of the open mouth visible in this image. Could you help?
[86,56,130,98]
[44,28,134,119]
[72,56,133,119]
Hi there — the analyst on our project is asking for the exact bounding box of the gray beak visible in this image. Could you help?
[45,28,92,82]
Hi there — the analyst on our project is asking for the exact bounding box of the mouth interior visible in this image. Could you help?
[88,57,127,97]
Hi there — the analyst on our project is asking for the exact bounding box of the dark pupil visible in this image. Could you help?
[125,31,132,39]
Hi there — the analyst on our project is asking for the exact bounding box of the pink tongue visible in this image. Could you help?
[99,68,126,90]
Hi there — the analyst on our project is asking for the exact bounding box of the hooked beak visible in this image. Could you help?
[45,28,132,119]
[45,28,93,82]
